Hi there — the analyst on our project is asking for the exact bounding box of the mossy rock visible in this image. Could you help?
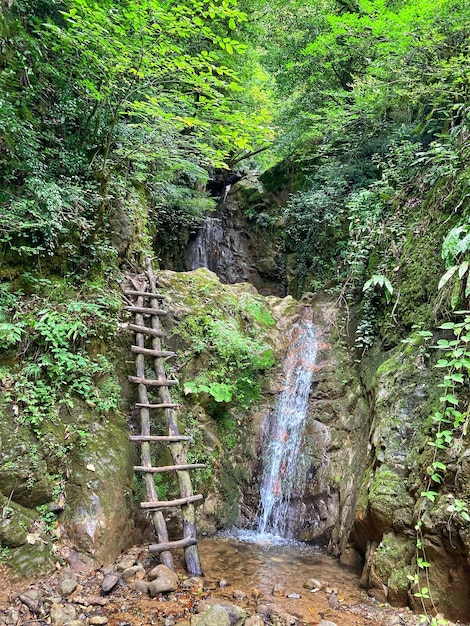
[7,539,56,577]
[0,495,36,547]
[0,402,57,508]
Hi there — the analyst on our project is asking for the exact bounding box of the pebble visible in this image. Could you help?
[328,591,340,609]
[218,579,229,587]
[245,617,264,626]
[102,572,120,593]
[180,577,204,589]
[286,593,301,599]
[60,567,78,582]
[121,565,145,583]
[318,620,337,626]
[89,616,109,625]
[272,584,285,596]
[233,589,247,601]
[50,603,77,626]
[58,578,78,596]
[117,556,137,571]
[304,578,323,590]
[132,580,150,594]
[23,589,43,601]
[251,588,262,599]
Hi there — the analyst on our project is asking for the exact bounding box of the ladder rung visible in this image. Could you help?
[128,324,164,337]
[141,494,203,509]
[123,306,167,316]
[135,402,178,409]
[128,376,178,387]
[129,435,191,442]
[134,464,206,473]
[124,290,165,298]
[131,346,176,358]
[149,537,197,554]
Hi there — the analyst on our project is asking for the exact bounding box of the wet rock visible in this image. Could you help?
[191,603,246,626]
[233,589,247,601]
[58,578,78,596]
[101,572,120,593]
[304,578,323,591]
[121,565,145,583]
[272,584,285,596]
[148,567,178,596]
[49,602,77,625]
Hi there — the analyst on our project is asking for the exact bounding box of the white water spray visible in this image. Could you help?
[257,307,318,538]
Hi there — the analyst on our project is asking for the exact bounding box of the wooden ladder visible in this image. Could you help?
[123,259,203,576]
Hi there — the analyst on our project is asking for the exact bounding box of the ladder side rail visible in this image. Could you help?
[146,259,203,576]
[132,286,174,571]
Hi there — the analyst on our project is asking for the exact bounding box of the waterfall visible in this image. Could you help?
[189,216,224,273]
[257,307,318,538]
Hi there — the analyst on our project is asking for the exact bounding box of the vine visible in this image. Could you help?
[405,313,470,619]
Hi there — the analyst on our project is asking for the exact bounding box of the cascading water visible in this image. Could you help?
[257,306,318,538]
[189,216,224,273]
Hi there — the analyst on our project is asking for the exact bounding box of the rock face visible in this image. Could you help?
[0,394,136,573]
[352,340,470,621]
[182,177,286,296]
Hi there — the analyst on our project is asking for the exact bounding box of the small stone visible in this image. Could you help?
[89,616,109,625]
[148,575,178,597]
[328,591,340,609]
[23,589,43,601]
[193,604,246,626]
[304,578,323,591]
[50,603,77,626]
[43,594,63,605]
[286,593,301,599]
[180,577,204,589]
[58,578,78,597]
[132,580,150,594]
[251,588,262,599]
[318,620,337,626]
[60,566,78,582]
[102,573,120,594]
[232,589,247,601]
[121,565,145,583]
[218,579,229,588]
[116,556,137,571]
[272,584,285,596]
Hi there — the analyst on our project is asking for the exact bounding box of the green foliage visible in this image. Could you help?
[0,0,275,271]
[180,314,274,409]
[1,282,121,462]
